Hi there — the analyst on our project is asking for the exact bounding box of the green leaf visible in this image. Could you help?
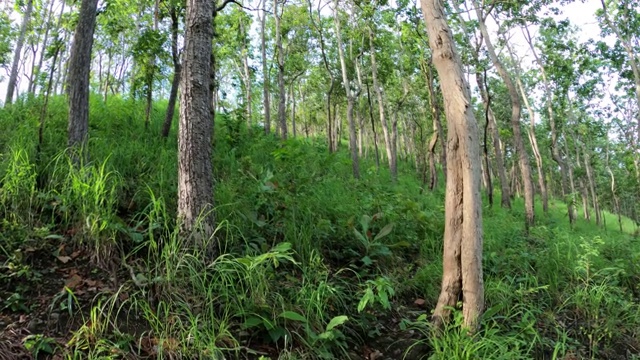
[242,316,264,329]
[374,223,394,241]
[279,310,307,323]
[318,331,335,340]
[361,256,373,266]
[325,315,349,331]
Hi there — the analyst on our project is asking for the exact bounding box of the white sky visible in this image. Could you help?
[0,0,613,106]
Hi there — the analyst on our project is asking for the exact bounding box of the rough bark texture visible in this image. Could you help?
[474,1,534,228]
[421,0,484,332]
[161,6,182,138]
[5,0,34,105]
[178,0,215,247]
[67,0,99,155]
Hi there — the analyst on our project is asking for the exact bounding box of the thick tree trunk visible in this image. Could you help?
[178,0,215,247]
[67,0,99,158]
[474,1,534,228]
[421,0,484,332]
[5,0,34,105]
[161,6,181,138]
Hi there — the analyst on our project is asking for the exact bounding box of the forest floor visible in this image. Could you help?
[1,96,640,359]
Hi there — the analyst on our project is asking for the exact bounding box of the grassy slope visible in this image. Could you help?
[0,95,639,359]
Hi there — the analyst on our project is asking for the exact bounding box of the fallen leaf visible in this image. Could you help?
[65,274,83,289]
[84,279,97,287]
[369,350,384,360]
[414,298,426,306]
[70,250,82,259]
[57,256,72,263]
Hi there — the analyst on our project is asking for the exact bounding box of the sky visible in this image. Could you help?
[0,0,612,106]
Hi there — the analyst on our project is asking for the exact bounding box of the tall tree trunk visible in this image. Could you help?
[583,143,601,226]
[178,0,215,247]
[30,0,55,95]
[161,5,181,138]
[260,0,271,134]
[474,1,534,228]
[368,27,393,173]
[421,0,484,332]
[366,84,380,171]
[274,0,286,139]
[67,0,99,158]
[507,44,548,212]
[476,70,511,208]
[240,17,252,126]
[5,0,34,105]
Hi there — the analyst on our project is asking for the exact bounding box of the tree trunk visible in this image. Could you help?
[508,50,548,213]
[421,0,484,332]
[474,1,534,228]
[274,0,287,139]
[5,0,34,105]
[161,5,181,138]
[31,0,55,96]
[368,28,393,174]
[583,144,601,226]
[366,84,380,171]
[476,70,511,208]
[240,18,252,126]
[178,0,215,248]
[260,0,271,134]
[67,0,99,158]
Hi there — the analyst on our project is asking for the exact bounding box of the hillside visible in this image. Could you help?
[0,96,638,359]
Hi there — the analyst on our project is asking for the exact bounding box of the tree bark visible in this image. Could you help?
[178,0,215,247]
[421,0,484,332]
[274,0,287,139]
[161,5,182,138]
[67,0,99,158]
[5,0,34,105]
[474,1,534,228]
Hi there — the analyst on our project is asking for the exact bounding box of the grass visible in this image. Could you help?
[0,94,639,359]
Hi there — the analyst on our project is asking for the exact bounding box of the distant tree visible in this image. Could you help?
[5,0,34,105]
[420,0,484,331]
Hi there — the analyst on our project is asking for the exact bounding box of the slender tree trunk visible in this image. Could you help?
[5,0,34,105]
[476,70,511,208]
[421,0,484,332]
[178,0,215,247]
[161,5,181,138]
[583,143,601,226]
[67,0,99,158]
[474,1,534,228]
[31,0,55,95]
[274,0,287,139]
[509,55,548,212]
[369,28,393,172]
[260,0,271,134]
[240,18,252,126]
[366,84,380,171]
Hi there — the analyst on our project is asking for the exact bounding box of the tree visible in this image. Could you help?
[177,0,215,246]
[5,0,34,105]
[67,0,100,155]
[333,0,359,179]
[473,0,535,229]
[420,0,484,331]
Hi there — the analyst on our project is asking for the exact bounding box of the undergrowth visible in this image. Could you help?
[0,95,639,359]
